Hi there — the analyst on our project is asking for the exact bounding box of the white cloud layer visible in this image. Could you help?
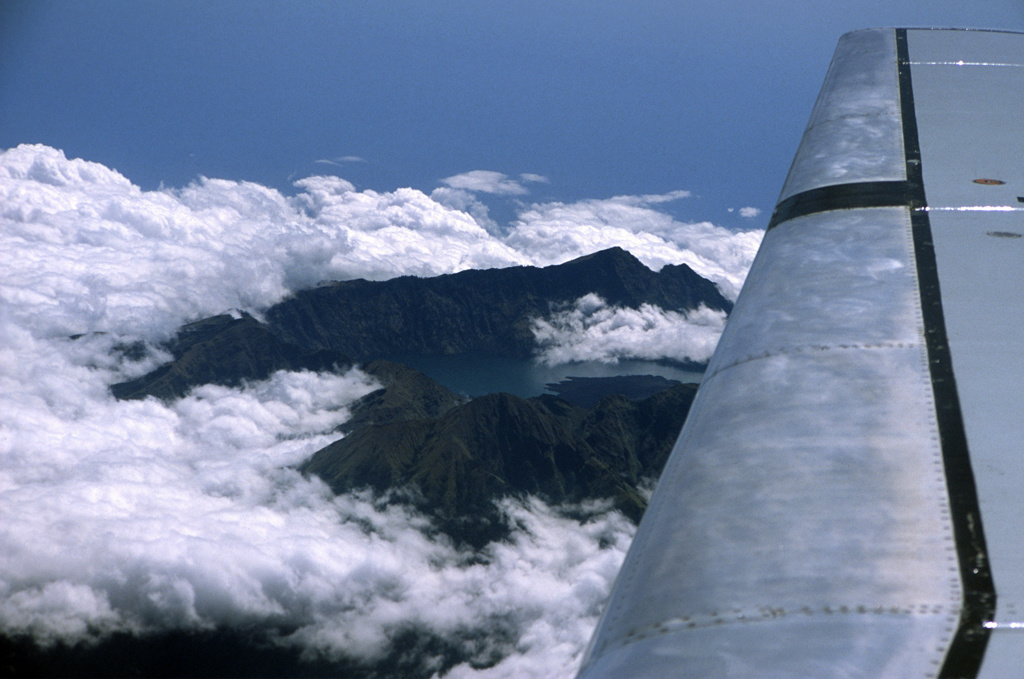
[532,294,727,366]
[0,144,761,675]
[0,332,632,673]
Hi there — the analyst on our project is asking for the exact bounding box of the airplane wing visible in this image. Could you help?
[576,28,1024,678]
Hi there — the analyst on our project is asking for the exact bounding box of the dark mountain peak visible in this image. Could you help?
[565,246,643,268]
[561,246,645,272]
[339,360,466,434]
[169,311,260,354]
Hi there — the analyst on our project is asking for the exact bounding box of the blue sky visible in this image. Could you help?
[2,0,1022,229]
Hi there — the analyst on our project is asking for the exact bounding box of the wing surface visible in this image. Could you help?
[576,28,1024,679]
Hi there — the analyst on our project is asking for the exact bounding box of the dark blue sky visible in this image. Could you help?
[2,1,1022,227]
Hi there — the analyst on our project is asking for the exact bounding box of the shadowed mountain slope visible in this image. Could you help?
[301,373,699,546]
[266,247,731,359]
[110,312,350,401]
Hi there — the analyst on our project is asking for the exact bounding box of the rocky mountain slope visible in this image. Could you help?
[301,363,698,546]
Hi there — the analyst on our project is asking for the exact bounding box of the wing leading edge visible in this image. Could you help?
[576,28,1024,679]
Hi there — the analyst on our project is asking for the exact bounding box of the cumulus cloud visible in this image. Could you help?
[0,145,533,342]
[430,186,501,235]
[532,294,727,366]
[506,193,762,300]
[289,175,528,283]
[0,144,762,675]
[728,206,762,219]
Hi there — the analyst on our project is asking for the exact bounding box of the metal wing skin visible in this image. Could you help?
[576,28,1024,679]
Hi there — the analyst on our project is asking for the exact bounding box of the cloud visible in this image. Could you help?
[429,186,501,235]
[728,206,762,219]
[0,145,532,342]
[606,189,692,206]
[439,499,631,678]
[440,170,540,196]
[531,294,727,366]
[0,144,762,675]
[289,175,529,282]
[505,194,763,300]
[0,325,632,673]
[314,156,367,167]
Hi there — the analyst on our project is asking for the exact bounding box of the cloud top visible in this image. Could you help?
[1,144,760,343]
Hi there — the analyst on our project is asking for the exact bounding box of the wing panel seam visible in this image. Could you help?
[768,181,919,230]
[613,606,963,647]
[705,341,926,383]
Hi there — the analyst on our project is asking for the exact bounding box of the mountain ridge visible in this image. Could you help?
[267,246,730,359]
[111,247,728,401]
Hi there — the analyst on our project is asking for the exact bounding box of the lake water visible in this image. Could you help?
[386,354,704,399]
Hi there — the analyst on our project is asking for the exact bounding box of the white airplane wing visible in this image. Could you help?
[577,27,1024,678]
